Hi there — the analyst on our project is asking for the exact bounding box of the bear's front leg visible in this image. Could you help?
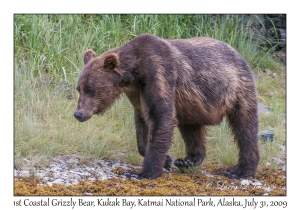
[140,134,172,179]
[126,65,177,179]
[130,106,176,179]
[134,109,174,171]
[134,110,148,157]
[130,114,175,179]
[125,153,173,180]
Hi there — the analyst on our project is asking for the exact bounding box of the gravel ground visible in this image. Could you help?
[14,156,140,186]
[14,155,286,196]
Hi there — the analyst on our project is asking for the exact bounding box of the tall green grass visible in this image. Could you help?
[14,15,285,169]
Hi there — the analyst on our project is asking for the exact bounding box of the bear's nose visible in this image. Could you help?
[74,111,84,121]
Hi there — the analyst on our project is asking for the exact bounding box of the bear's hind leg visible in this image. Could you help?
[225,103,260,179]
[174,124,206,169]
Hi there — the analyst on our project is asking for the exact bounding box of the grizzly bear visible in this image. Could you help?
[74,34,259,180]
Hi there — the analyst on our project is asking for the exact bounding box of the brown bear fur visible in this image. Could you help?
[74,34,259,180]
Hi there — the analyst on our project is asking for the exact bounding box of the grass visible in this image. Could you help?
[14,14,285,172]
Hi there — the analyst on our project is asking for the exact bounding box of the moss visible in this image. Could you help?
[14,164,286,196]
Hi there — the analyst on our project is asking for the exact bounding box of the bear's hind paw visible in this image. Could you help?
[174,158,195,168]
[222,170,241,179]
[214,169,253,180]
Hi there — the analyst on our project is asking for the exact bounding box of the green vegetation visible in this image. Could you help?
[14,15,285,171]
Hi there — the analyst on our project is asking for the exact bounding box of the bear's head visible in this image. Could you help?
[74,50,123,122]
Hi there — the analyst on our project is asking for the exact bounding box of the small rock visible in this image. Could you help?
[276,50,286,66]
[250,179,262,186]
[99,175,108,180]
[98,160,107,167]
[276,50,286,58]
[279,144,286,150]
[281,165,286,171]
[253,74,259,81]
[23,158,31,163]
[35,172,45,179]
[88,168,96,175]
[201,170,214,177]
[240,179,250,186]
[69,170,90,177]
[278,29,286,48]
[43,177,50,182]
[258,103,271,115]
[66,157,79,164]
[259,129,275,142]
[42,77,52,84]
[272,73,277,78]
[45,171,52,177]
[104,168,111,173]
[264,187,272,192]
[20,171,30,177]
[272,157,284,164]
[95,170,106,177]
[52,179,64,185]
[264,69,272,76]
[265,162,271,166]
[53,173,62,179]
[59,82,71,90]
[57,166,65,172]
[107,162,113,167]
[70,174,81,180]
[71,179,79,185]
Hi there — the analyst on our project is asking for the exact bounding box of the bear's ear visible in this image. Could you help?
[83,50,96,65]
[104,53,120,71]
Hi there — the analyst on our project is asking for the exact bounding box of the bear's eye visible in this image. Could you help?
[84,86,94,94]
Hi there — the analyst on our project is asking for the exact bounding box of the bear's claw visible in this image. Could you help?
[164,166,172,173]
[164,155,172,172]
[214,169,243,180]
[174,158,195,168]
[223,170,241,179]
[124,170,142,180]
